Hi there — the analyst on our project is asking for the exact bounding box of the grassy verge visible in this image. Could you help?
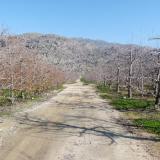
[94,82,160,136]
[111,98,154,111]
[96,83,154,110]
[134,119,160,135]
[0,85,64,117]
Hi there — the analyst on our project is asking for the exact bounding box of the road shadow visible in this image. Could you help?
[16,113,160,145]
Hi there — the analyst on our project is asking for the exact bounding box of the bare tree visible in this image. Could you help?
[154,50,160,109]
[128,48,133,98]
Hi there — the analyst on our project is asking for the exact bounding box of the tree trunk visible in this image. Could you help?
[140,58,144,97]
[155,68,160,110]
[116,67,120,93]
[155,51,160,110]
[9,51,15,105]
[128,50,133,98]
[103,76,106,86]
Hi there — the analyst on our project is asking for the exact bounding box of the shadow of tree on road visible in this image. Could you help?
[16,114,160,145]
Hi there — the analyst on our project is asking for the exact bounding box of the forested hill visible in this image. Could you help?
[0,33,155,76]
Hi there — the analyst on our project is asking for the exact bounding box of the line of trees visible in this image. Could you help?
[83,46,160,109]
[0,32,65,104]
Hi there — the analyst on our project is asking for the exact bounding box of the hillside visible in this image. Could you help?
[0,33,154,75]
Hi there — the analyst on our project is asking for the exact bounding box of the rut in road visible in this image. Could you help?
[0,80,159,160]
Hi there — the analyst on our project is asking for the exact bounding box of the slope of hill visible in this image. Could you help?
[2,33,152,76]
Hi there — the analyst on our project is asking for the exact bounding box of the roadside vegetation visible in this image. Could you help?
[0,32,66,116]
[80,41,160,137]
[81,78,160,135]
[0,85,64,117]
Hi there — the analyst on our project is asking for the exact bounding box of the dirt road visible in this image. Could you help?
[0,80,159,160]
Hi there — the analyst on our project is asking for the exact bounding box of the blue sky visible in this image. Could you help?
[0,0,160,46]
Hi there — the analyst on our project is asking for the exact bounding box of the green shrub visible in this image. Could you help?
[1,89,11,97]
[0,96,12,106]
[134,119,160,135]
